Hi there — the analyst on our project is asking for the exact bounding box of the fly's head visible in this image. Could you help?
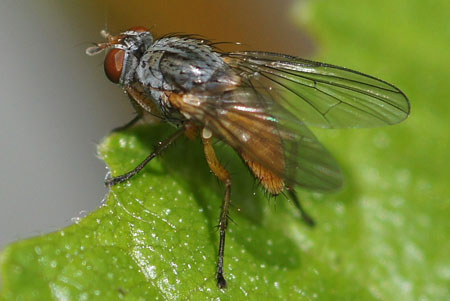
[86,26,153,85]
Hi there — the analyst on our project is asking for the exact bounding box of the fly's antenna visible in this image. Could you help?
[86,0,111,56]
[85,29,114,56]
[85,39,110,56]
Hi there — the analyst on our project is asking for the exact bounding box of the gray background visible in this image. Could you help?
[0,1,132,247]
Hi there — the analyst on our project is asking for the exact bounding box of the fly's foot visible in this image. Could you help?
[105,173,134,187]
[217,272,227,289]
[302,212,316,227]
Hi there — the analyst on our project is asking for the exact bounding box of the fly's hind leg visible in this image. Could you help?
[202,130,231,289]
[286,188,316,227]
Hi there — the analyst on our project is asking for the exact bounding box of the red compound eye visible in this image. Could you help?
[128,26,149,33]
[104,48,125,84]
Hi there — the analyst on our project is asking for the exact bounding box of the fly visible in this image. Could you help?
[87,26,410,288]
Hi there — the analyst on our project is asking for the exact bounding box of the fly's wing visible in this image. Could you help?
[199,87,343,192]
[224,52,410,128]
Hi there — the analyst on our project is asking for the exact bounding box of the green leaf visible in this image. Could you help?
[2,0,449,299]
[0,124,375,299]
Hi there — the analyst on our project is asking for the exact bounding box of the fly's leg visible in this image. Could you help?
[202,132,231,289]
[105,126,185,187]
[111,112,142,133]
[111,98,144,133]
[287,188,316,227]
[111,86,163,132]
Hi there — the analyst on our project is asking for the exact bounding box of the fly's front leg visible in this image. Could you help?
[105,126,186,187]
[111,86,162,132]
[202,129,232,289]
[111,93,143,133]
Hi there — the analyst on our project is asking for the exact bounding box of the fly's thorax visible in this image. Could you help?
[135,36,240,94]
[135,51,169,90]
[132,36,242,125]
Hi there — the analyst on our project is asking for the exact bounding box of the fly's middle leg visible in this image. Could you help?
[202,131,232,289]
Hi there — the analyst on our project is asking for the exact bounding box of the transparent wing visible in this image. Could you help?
[224,51,410,128]
[197,87,343,192]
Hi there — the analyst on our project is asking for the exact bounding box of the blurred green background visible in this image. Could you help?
[1,0,449,299]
